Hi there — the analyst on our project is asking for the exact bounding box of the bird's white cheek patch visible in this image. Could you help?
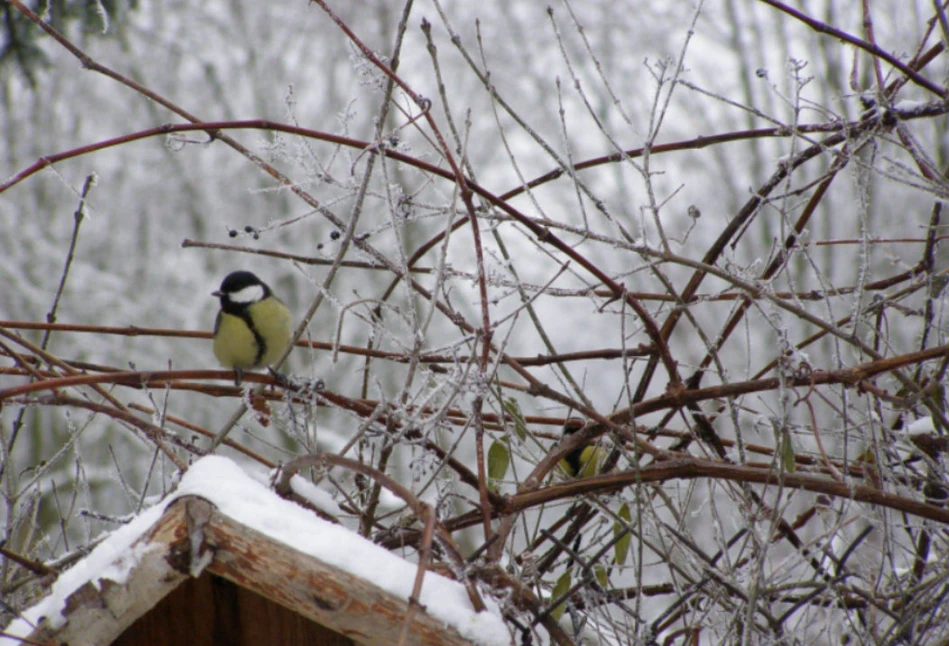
[229,284,265,304]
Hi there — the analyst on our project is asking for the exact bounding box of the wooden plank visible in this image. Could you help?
[200,500,478,646]
[113,573,354,646]
[20,498,195,646]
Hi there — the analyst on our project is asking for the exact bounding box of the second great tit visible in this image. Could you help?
[212,270,292,384]
[558,418,607,478]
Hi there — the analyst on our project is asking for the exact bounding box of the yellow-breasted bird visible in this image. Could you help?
[558,418,607,478]
[212,270,292,385]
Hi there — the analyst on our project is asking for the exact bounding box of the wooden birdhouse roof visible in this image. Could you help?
[1,457,510,646]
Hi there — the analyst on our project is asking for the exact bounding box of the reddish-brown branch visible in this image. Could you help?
[6,344,948,431]
[758,0,948,97]
[505,456,949,525]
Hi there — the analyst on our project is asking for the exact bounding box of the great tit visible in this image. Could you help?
[212,270,292,384]
[558,418,606,478]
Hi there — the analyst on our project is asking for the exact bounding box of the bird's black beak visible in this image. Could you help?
[212,290,223,298]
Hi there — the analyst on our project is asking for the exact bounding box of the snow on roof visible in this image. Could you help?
[1,455,511,646]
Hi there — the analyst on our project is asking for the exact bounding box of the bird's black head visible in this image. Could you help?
[213,271,271,312]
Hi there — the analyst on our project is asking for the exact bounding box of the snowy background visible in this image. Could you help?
[3,1,949,644]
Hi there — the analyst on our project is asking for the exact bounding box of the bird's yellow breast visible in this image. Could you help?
[213,298,292,369]
[558,445,606,479]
